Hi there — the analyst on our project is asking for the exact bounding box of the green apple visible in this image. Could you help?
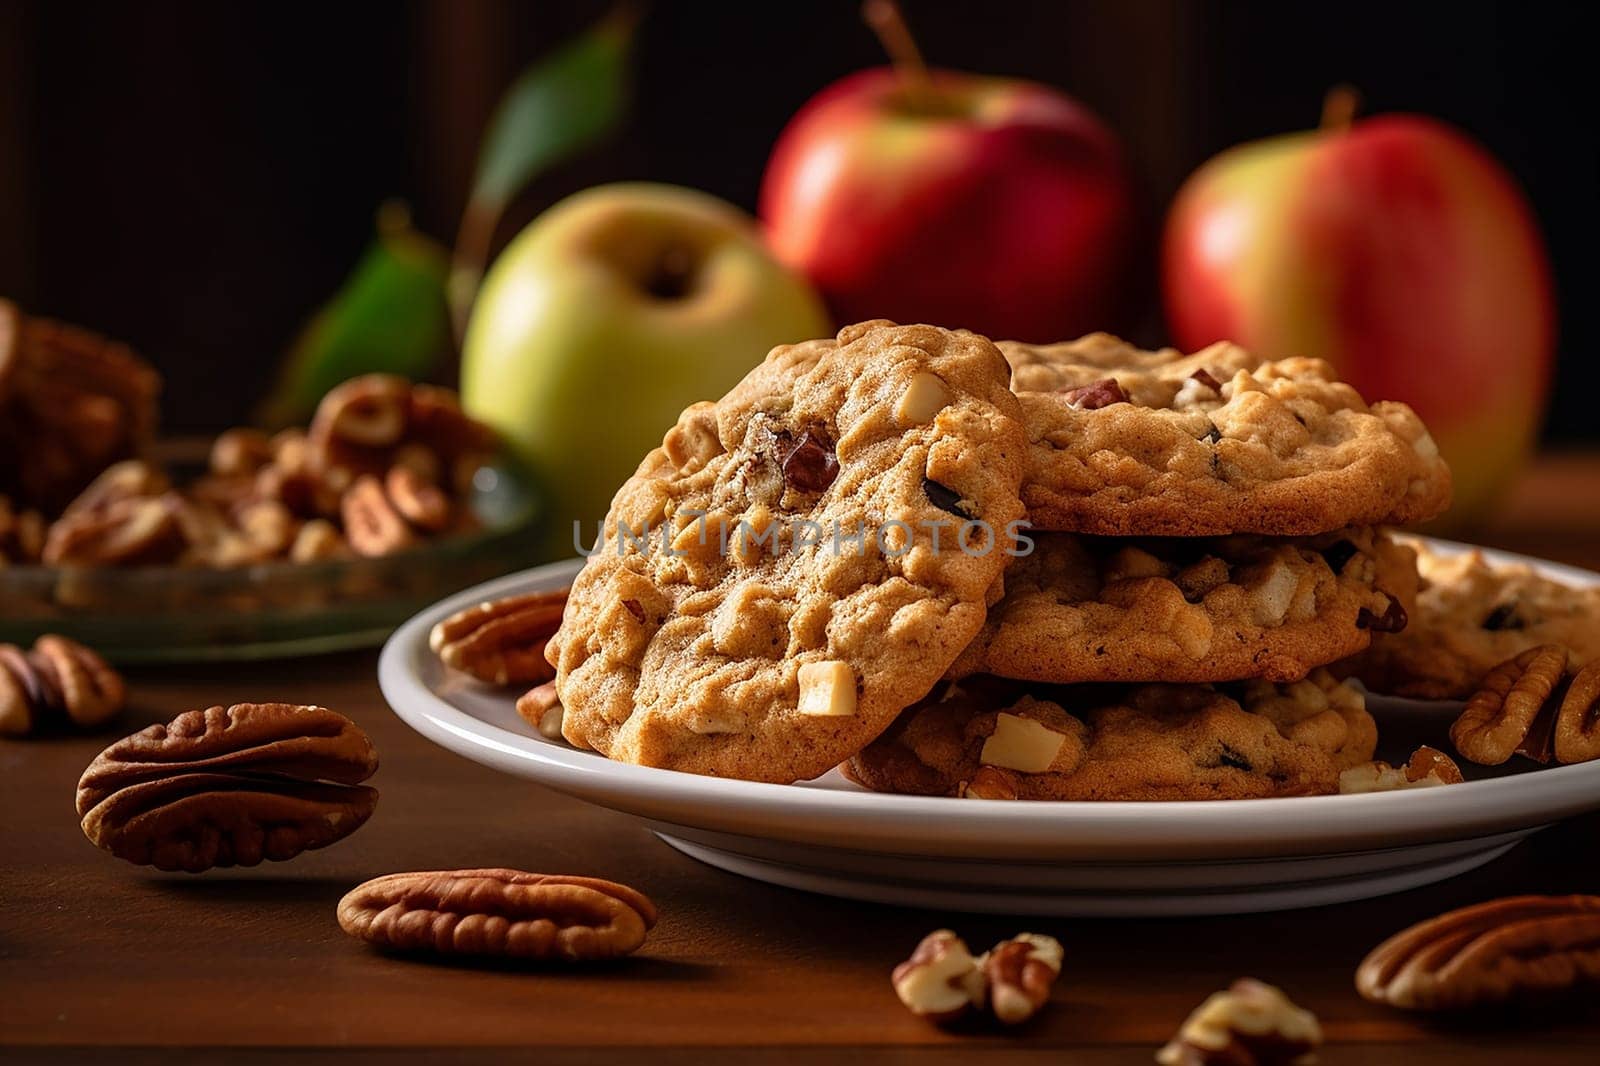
[462,182,830,559]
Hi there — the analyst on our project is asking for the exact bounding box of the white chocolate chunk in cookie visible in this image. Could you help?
[980,713,1065,773]
[797,661,857,717]
[895,372,950,426]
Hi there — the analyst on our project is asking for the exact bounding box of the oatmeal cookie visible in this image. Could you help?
[948,527,1416,684]
[1003,333,1451,536]
[1340,542,1600,700]
[547,321,1027,783]
[843,670,1377,801]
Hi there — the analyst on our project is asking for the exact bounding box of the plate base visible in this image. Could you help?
[655,830,1530,916]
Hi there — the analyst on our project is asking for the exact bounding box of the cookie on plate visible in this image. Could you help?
[547,321,1028,783]
[1003,333,1452,536]
[948,527,1417,685]
[1339,542,1600,700]
[843,670,1377,801]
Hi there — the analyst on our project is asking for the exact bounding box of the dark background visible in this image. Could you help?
[2,0,1593,440]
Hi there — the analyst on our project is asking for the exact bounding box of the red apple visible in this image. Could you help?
[1163,104,1555,524]
[760,66,1136,342]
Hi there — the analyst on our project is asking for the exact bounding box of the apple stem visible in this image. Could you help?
[863,0,932,106]
[1320,84,1361,133]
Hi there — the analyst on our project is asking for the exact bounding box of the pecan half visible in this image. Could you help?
[313,373,411,449]
[42,494,185,566]
[337,869,657,960]
[384,463,453,533]
[406,383,496,469]
[430,588,568,687]
[1157,978,1322,1065]
[58,459,171,520]
[1061,377,1128,410]
[1357,895,1600,1010]
[981,933,1063,1025]
[0,301,161,514]
[76,703,378,872]
[0,635,125,737]
[208,427,274,478]
[0,494,47,563]
[516,681,564,739]
[341,474,417,557]
[1451,645,1600,766]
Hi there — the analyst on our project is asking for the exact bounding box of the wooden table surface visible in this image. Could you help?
[4,454,1600,1064]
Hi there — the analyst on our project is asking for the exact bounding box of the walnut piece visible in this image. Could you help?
[1357,895,1600,1010]
[1157,978,1321,1065]
[1452,645,1600,765]
[960,765,1020,800]
[980,933,1063,1024]
[76,703,378,872]
[1061,377,1128,410]
[1339,745,1464,794]
[430,588,568,687]
[892,930,986,1024]
[0,635,125,737]
[337,869,657,960]
[892,930,1063,1026]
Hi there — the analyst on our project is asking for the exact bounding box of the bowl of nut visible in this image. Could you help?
[1,304,539,660]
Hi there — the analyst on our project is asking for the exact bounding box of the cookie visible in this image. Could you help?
[843,670,1378,801]
[949,527,1417,685]
[547,321,1028,783]
[1003,333,1452,536]
[1338,542,1600,700]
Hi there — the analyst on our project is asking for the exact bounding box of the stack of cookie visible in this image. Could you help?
[545,321,1454,799]
[847,333,1452,800]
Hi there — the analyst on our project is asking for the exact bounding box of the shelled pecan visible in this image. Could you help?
[0,635,125,737]
[1357,895,1600,1010]
[0,300,161,514]
[516,681,563,739]
[42,494,186,566]
[1451,645,1600,765]
[337,869,657,960]
[77,703,379,872]
[430,589,569,686]
[0,495,47,563]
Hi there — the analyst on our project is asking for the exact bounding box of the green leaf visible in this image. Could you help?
[472,6,636,210]
[449,4,638,335]
[257,203,451,428]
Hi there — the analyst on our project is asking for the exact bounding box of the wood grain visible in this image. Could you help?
[4,455,1600,1062]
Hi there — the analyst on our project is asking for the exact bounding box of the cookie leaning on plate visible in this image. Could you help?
[547,321,1028,783]
[1340,542,1600,700]
[948,527,1417,684]
[1004,333,1452,536]
[843,670,1377,801]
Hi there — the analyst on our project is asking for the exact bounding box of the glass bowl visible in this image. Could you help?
[0,461,542,663]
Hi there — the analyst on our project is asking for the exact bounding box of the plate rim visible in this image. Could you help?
[378,537,1600,860]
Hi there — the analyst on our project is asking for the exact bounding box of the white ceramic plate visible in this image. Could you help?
[378,540,1600,916]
